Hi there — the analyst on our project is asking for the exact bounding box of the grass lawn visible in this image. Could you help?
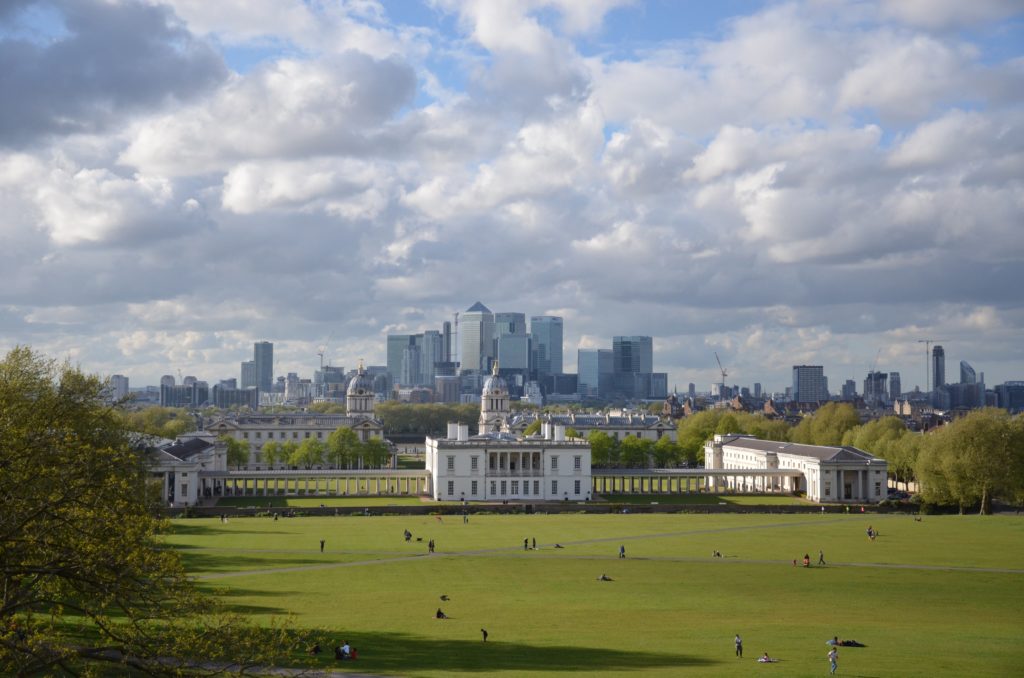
[166,513,1024,677]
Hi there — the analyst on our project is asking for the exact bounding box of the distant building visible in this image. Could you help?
[753,382,762,399]
[960,361,976,384]
[160,375,175,388]
[888,372,901,401]
[108,374,129,401]
[578,348,613,398]
[996,382,1024,413]
[434,375,461,403]
[932,345,946,390]
[461,301,495,373]
[212,385,259,410]
[863,371,888,406]
[704,434,887,503]
[841,379,857,401]
[531,316,564,380]
[240,360,257,389]
[792,365,828,403]
[160,383,208,408]
[254,341,274,393]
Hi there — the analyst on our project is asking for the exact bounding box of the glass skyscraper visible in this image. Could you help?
[530,316,563,379]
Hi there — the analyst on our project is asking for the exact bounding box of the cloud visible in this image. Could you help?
[0,0,226,147]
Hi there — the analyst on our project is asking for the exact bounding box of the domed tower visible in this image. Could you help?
[346,361,375,418]
[479,361,509,435]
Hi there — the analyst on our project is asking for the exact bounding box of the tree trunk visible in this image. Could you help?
[980,487,991,515]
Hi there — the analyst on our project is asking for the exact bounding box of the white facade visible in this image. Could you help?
[425,425,592,502]
[147,435,227,507]
[704,434,887,503]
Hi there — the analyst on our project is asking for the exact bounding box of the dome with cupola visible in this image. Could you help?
[347,361,373,397]
[482,361,508,396]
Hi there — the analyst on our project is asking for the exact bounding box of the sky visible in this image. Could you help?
[1,0,1023,394]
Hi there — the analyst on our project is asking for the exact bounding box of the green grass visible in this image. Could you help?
[165,513,1024,677]
[599,492,809,506]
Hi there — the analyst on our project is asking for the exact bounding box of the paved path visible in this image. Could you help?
[195,516,1024,579]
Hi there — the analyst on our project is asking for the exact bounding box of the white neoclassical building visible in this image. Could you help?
[146,434,227,507]
[704,434,888,503]
[425,364,593,501]
[205,362,384,470]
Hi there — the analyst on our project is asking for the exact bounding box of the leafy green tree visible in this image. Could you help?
[308,401,346,414]
[620,436,653,468]
[564,427,580,438]
[789,402,860,446]
[376,402,479,435]
[916,409,1024,514]
[118,406,193,439]
[0,347,309,675]
[261,440,283,466]
[653,435,680,467]
[362,438,392,468]
[293,438,325,469]
[523,419,543,436]
[588,430,617,467]
[280,440,299,468]
[219,435,250,469]
[841,416,909,487]
[327,427,361,468]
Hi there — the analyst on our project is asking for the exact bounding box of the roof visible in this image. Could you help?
[161,437,215,461]
[465,301,491,313]
[718,436,882,463]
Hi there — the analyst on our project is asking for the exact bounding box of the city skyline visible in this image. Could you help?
[2,1,1023,393]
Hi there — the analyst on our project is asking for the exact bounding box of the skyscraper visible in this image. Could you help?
[254,341,273,393]
[420,330,444,385]
[889,372,901,400]
[932,346,946,390]
[960,360,976,384]
[531,316,564,379]
[387,334,413,382]
[442,321,452,363]
[792,365,828,403]
[753,382,762,399]
[461,302,494,373]
[240,360,257,389]
[108,374,129,401]
[612,336,653,374]
[577,348,613,398]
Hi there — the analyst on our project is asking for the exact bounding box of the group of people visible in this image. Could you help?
[793,549,826,567]
[310,642,358,662]
[734,633,862,671]
[866,526,878,540]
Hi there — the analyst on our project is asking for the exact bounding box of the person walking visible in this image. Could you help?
[818,549,826,565]
[532,537,536,550]
[619,544,626,559]
[320,539,325,553]
[828,647,838,674]
[481,628,488,642]
[524,538,529,551]
[734,634,743,658]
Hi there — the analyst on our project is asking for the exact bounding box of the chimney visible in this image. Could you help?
[447,422,459,440]
[553,424,565,442]
[457,424,469,442]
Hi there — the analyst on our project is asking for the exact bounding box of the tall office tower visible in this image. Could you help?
[688,383,696,398]
[531,316,564,379]
[182,375,197,388]
[863,371,888,405]
[420,330,444,385]
[753,382,762,399]
[960,361,976,384]
[401,344,422,386]
[160,375,175,388]
[613,336,653,374]
[792,365,828,403]
[108,374,129,400]
[386,334,413,381]
[495,312,527,337]
[889,372,901,400]
[841,379,857,400]
[461,301,494,373]
[577,348,613,397]
[240,360,257,389]
[442,321,452,363]
[254,341,274,393]
[932,346,946,390]
[495,312,530,383]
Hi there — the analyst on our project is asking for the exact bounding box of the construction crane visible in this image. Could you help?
[714,352,728,405]
[917,339,948,394]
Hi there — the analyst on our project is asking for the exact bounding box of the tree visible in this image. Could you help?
[841,416,909,488]
[0,347,308,675]
[523,419,543,436]
[293,438,325,469]
[327,427,361,468]
[653,435,680,467]
[308,401,346,414]
[219,435,250,469]
[564,427,580,439]
[588,430,617,468]
[362,438,392,469]
[620,436,653,468]
[261,440,283,467]
[916,409,1024,514]
[280,441,299,468]
[789,402,860,446]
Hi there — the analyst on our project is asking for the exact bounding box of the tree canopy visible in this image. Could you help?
[0,347,308,675]
[375,402,479,435]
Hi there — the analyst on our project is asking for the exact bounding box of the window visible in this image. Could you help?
[471,480,478,496]
[501,481,507,495]
[512,480,519,494]
[574,455,581,470]
[574,480,581,495]
[317,432,323,439]
[551,455,558,470]
[292,432,298,439]
[447,455,455,471]
[874,482,882,496]
[490,481,496,495]
[551,480,558,495]
[522,482,529,496]
[279,432,285,439]
[489,456,496,470]
[447,481,454,496]
[180,483,188,496]
[471,456,479,471]
[242,432,249,439]
[305,432,310,438]
[534,480,540,495]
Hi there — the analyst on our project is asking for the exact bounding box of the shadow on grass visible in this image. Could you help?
[303,631,716,674]
[178,550,326,575]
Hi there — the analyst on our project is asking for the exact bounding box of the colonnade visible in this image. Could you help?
[201,472,431,498]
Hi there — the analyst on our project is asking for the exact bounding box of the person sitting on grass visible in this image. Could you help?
[758,652,778,663]
[349,647,358,660]
[436,608,448,619]
[803,554,811,567]
[597,573,613,581]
